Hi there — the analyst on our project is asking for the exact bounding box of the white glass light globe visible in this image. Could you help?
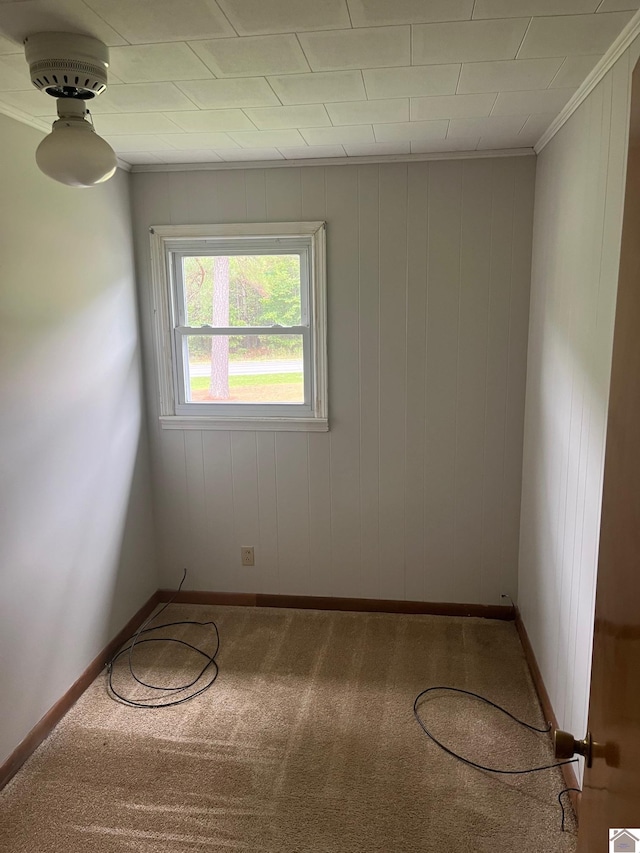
[36,119,117,188]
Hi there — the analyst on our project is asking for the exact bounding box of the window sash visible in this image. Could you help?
[168,242,314,416]
[171,245,310,330]
[173,327,312,413]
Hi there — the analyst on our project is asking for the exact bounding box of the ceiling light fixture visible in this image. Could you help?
[24,32,117,188]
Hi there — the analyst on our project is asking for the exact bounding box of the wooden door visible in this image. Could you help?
[577,57,640,851]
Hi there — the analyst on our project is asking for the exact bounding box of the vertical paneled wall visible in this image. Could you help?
[519,45,637,783]
[132,156,535,604]
[0,114,158,766]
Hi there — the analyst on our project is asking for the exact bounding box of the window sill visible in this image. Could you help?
[159,416,329,432]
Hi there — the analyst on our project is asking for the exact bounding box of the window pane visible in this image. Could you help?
[181,255,302,328]
[185,334,304,404]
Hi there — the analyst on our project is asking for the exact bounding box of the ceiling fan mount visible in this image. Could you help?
[24,31,109,101]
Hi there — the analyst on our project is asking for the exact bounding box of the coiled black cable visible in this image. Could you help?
[414,686,580,832]
[413,686,578,775]
[107,570,220,708]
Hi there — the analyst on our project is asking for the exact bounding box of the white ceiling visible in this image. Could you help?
[0,0,638,166]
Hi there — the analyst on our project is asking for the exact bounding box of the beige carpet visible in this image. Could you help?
[0,605,577,852]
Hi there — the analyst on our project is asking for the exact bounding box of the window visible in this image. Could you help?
[150,223,327,431]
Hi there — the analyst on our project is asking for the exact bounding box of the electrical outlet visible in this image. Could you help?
[241,546,254,567]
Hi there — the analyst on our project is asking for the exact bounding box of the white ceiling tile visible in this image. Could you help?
[0,88,55,116]
[3,0,630,163]
[90,83,198,114]
[300,124,375,145]
[119,152,164,165]
[476,135,530,149]
[0,53,30,91]
[230,129,306,147]
[364,65,460,99]
[278,145,347,158]
[0,0,128,46]
[549,54,601,87]
[457,58,563,93]
[268,70,366,104]
[83,0,236,43]
[190,35,310,78]
[298,26,410,72]
[597,0,640,9]
[106,70,125,85]
[475,124,537,148]
[343,141,411,155]
[176,78,280,108]
[411,93,497,120]
[412,19,529,65]
[410,137,479,152]
[326,98,409,125]
[373,119,448,142]
[163,109,255,132]
[93,113,184,134]
[347,0,474,26]
[0,33,21,54]
[218,0,351,35]
[448,115,527,137]
[216,147,285,160]
[492,87,576,115]
[108,44,213,84]
[518,12,633,58]
[480,116,556,146]
[105,134,177,152]
[244,104,331,129]
[476,138,528,150]
[477,122,544,148]
[473,1,599,17]
[155,149,224,163]
[160,131,240,149]
[517,112,556,142]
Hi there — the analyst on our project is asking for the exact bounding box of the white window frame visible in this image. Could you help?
[149,222,328,432]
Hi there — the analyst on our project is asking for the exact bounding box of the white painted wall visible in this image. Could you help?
[132,156,535,603]
[518,41,640,782]
[0,114,158,766]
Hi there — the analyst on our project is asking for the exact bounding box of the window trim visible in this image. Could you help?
[149,222,328,432]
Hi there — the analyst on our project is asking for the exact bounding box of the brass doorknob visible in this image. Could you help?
[554,729,594,767]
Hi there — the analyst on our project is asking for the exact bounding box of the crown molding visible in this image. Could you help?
[536,8,640,153]
[0,101,49,134]
[129,147,534,173]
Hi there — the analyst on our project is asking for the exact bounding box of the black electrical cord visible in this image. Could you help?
[500,593,516,614]
[106,570,220,708]
[558,788,581,832]
[413,687,578,775]
[414,687,580,833]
